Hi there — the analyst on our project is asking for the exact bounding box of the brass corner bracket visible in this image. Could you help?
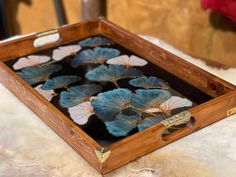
[95,148,111,163]
[227,107,236,117]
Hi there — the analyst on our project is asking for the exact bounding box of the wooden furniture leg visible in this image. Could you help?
[81,0,106,20]
[53,0,68,25]
[0,0,10,39]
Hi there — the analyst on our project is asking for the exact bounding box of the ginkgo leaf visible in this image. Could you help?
[79,36,114,47]
[13,55,51,70]
[59,84,102,108]
[42,75,81,90]
[105,110,140,137]
[92,89,133,122]
[16,64,62,85]
[68,101,94,125]
[145,96,192,114]
[131,89,171,110]
[34,84,56,101]
[137,114,168,131]
[129,76,169,89]
[106,55,148,67]
[71,47,120,66]
[85,65,143,84]
[52,45,81,61]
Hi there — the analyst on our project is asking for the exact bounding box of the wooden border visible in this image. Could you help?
[0,18,235,174]
[99,19,236,98]
[0,19,100,61]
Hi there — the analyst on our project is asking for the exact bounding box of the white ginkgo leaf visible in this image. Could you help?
[106,55,148,67]
[52,45,81,61]
[68,101,94,125]
[160,96,192,113]
[130,55,148,66]
[13,55,51,70]
[34,84,55,101]
[145,96,192,114]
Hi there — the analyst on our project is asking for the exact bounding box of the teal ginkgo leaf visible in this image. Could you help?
[129,76,169,89]
[85,65,143,87]
[91,89,134,122]
[79,36,114,47]
[131,89,171,110]
[42,75,81,90]
[105,109,140,137]
[71,47,120,66]
[59,84,102,108]
[92,89,191,136]
[16,64,62,85]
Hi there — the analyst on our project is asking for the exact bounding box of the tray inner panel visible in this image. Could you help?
[4,35,213,146]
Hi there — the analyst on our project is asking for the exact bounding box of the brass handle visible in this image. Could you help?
[33,29,61,48]
[161,111,192,128]
[161,111,195,141]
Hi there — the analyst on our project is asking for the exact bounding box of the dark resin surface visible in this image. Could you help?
[4,35,213,146]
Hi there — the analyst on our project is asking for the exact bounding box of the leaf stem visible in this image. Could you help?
[129,105,159,118]
[113,81,120,88]
[52,93,58,97]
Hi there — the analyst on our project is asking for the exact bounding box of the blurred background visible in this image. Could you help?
[1,0,236,66]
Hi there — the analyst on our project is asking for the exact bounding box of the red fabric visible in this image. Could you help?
[201,0,236,23]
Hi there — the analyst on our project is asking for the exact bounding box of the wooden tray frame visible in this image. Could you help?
[0,18,236,174]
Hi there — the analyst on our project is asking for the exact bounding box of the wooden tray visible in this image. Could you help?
[0,18,236,174]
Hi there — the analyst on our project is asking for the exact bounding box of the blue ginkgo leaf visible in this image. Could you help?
[105,110,140,137]
[16,64,62,85]
[131,89,171,110]
[85,65,143,86]
[79,36,114,47]
[42,75,81,90]
[59,84,102,108]
[91,89,189,136]
[137,114,169,131]
[129,76,169,89]
[71,47,120,66]
[92,89,133,121]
